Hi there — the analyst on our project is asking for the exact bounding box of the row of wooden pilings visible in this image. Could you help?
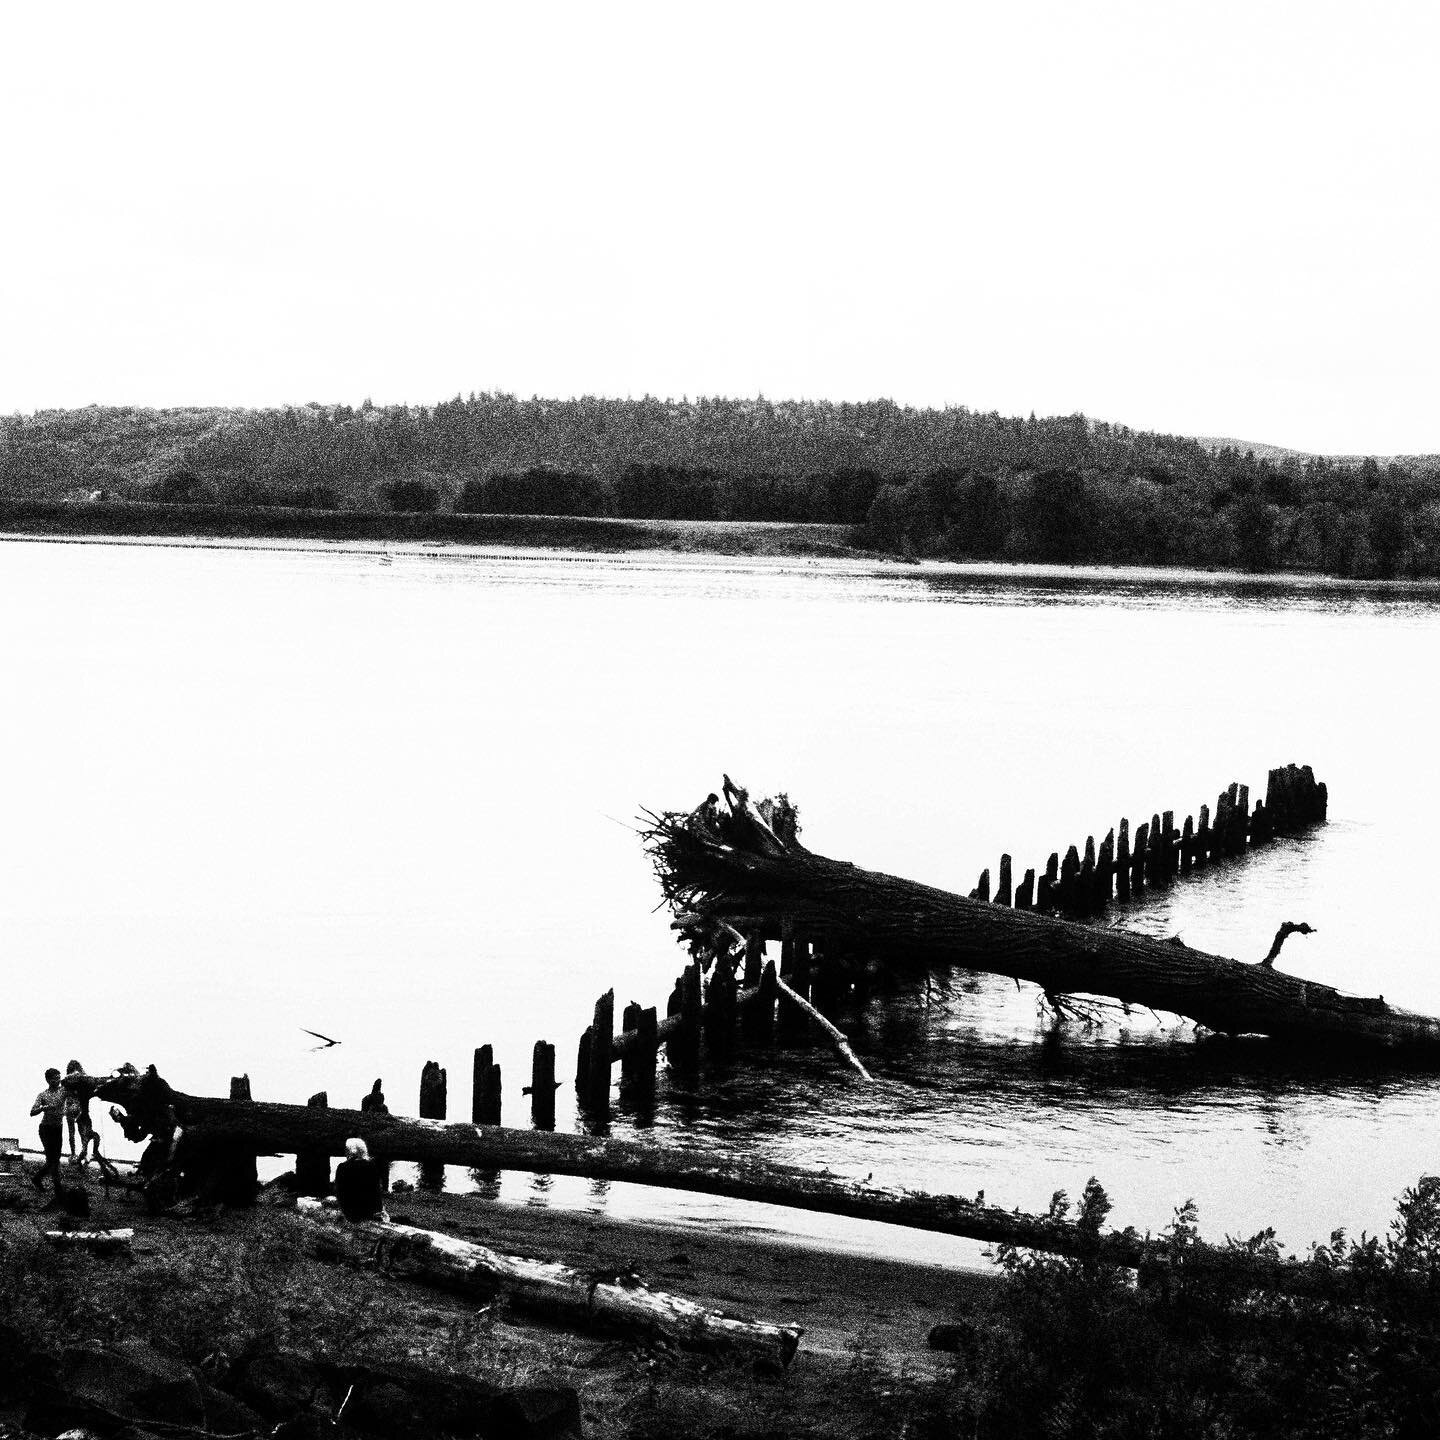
[258,929,825,1194]
[572,924,840,1114]
[966,763,1328,921]
[262,764,1328,1186]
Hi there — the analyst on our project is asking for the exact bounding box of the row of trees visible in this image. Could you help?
[858,465,1439,578]
[3,397,1440,577]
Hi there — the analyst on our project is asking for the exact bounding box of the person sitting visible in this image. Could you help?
[687,792,723,842]
[333,1137,388,1222]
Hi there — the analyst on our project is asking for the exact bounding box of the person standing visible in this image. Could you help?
[63,1061,103,1168]
[30,1068,65,1198]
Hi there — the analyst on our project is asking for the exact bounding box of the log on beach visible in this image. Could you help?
[92,1078,1318,1288]
[43,1229,134,1253]
[296,1198,803,1367]
[96,1073,1155,1261]
[643,782,1437,1052]
[97,1074,1381,1295]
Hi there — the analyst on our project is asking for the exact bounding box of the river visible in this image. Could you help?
[4,535,1439,1264]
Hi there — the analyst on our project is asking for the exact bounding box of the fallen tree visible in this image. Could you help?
[645,779,1440,1052]
[296,1198,803,1367]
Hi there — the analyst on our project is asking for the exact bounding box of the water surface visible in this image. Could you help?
[4,536,1438,1262]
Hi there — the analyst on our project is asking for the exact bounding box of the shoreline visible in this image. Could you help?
[7,501,1440,593]
[0,1166,989,1438]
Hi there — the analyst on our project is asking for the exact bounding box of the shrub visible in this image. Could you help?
[940,1177,1440,1439]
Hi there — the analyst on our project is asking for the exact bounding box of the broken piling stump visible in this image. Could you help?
[530,1042,556,1130]
[296,1092,330,1198]
[418,1062,446,1190]
[472,1046,501,1127]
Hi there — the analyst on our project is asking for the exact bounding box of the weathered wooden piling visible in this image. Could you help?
[1037,852,1059,913]
[575,1029,592,1102]
[755,959,778,1045]
[741,934,767,1042]
[1265,763,1327,831]
[619,1005,659,1104]
[778,925,812,1043]
[1096,831,1114,907]
[1214,787,1233,859]
[213,1075,258,1205]
[472,1046,501,1126]
[1079,837,1097,913]
[1006,764,1327,926]
[530,1042,556,1130]
[704,963,737,1060]
[665,963,702,1073]
[997,854,1013,907]
[1145,813,1163,887]
[418,1061,447,1189]
[585,990,615,1115]
[360,1079,391,1192]
[972,868,991,902]
[1016,867,1035,911]
[419,1061,446,1121]
[295,1091,330,1197]
[1058,845,1080,915]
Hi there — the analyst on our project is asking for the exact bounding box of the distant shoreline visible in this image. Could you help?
[7,498,1440,594]
[0,498,861,558]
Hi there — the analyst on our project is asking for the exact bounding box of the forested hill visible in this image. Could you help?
[4,395,1440,578]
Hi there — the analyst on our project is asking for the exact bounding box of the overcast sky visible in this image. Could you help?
[2,2,1436,454]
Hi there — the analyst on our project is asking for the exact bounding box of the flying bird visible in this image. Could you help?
[301,1028,342,1050]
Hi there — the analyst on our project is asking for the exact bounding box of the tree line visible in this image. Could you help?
[3,395,1440,577]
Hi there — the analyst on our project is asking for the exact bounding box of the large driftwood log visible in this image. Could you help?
[296,1199,802,1366]
[645,784,1437,1052]
[102,1084,1140,1260]
[95,1075,1392,1295]
[94,1077,1351,1291]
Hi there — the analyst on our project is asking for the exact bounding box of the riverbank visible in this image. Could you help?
[8,1166,1440,1438]
[0,1169,986,1439]
[10,500,1440,598]
[0,499,862,558]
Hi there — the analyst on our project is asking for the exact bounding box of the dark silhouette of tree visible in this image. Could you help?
[1028,469,1093,562]
[1368,490,1408,577]
[380,478,440,513]
[1231,492,1276,572]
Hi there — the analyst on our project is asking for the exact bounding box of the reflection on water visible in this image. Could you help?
[4,536,1440,1259]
